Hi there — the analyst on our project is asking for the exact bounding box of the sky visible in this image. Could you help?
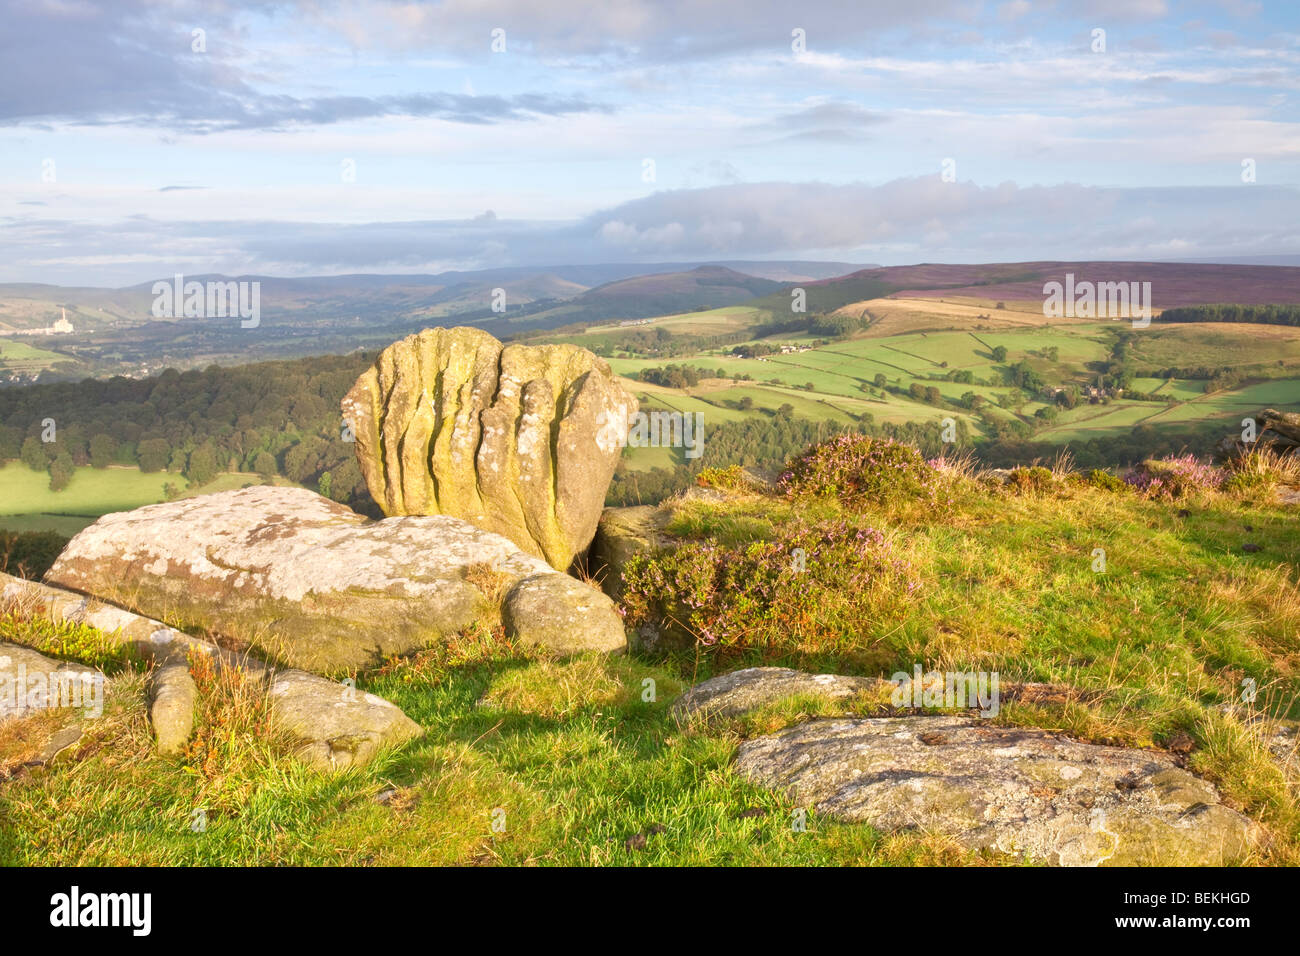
[2,0,1299,286]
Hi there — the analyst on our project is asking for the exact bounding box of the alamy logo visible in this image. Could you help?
[1042,273,1151,328]
[152,273,261,328]
[49,886,151,936]
[0,656,104,718]
[595,408,705,459]
[891,665,1000,717]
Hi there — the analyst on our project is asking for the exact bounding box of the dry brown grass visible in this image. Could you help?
[1227,445,1300,491]
[464,562,515,607]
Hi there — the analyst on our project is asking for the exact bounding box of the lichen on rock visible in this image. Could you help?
[734,715,1260,866]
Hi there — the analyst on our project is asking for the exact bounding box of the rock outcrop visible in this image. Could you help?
[588,504,676,601]
[588,486,750,603]
[1259,408,1300,453]
[735,715,1259,866]
[44,485,627,674]
[2,571,421,770]
[342,326,637,571]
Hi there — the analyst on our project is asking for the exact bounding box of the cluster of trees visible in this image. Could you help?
[0,354,377,510]
[806,313,869,337]
[1095,333,1138,392]
[1204,368,1246,393]
[731,343,779,359]
[907,382,946,406]
[636,364,725,388]
[1004,359,1046,392]
[1159,304,1300,326]
[587,325,758,359]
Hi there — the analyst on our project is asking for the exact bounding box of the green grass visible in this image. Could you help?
[1127,323,1300,371]
[1,469,1295,866]
[0,622,978,866]
[0,463,177,520]
[0,339,68,373]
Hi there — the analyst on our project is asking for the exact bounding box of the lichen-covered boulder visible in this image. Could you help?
[502,573,627,655]
[269,669,422,771]
[44,486,625,674]
[341,327,637,571]
[734,715,1260,866]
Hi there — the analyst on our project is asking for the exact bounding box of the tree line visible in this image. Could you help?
[0,353,377,511]
[1159,304,1300,326]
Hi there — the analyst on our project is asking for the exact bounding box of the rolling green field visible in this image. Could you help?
[0,464,297,535]
[0,339,69,376]
[605,314,1300,453]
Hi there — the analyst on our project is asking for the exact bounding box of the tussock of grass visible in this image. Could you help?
[480,654,682,721]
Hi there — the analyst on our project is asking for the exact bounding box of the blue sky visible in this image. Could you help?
[2,0,1299,285]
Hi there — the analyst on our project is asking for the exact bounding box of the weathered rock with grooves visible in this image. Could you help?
[735,716,1259,866]
[44,486,630,673]
[342,327,637,571]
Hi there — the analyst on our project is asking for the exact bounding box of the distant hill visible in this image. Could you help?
[551,266,783,321]
[0,260,864,333]
[753,261,1300,315]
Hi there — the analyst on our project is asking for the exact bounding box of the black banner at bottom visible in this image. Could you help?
[0,865,1276,943]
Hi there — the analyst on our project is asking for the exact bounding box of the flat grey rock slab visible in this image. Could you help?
[44,486,625,672]
[734,715,1260,866]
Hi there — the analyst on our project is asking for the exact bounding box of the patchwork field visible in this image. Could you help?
[601,300,1300,457]
[0,339,69,377]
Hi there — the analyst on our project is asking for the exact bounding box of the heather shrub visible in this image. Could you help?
[620,519,919,667]
[777,435,950,511]
[1124,454,1226,498]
